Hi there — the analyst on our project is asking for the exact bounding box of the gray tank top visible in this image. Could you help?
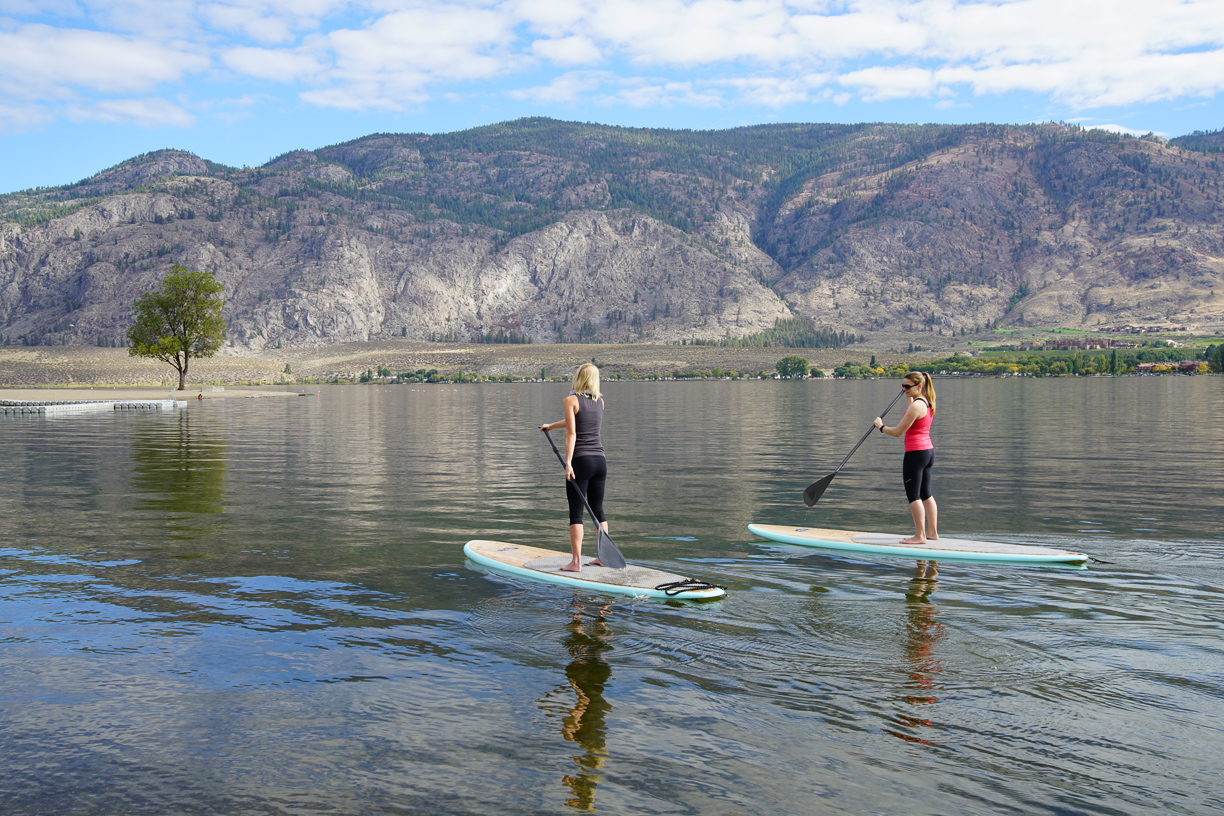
[570,391,605,457]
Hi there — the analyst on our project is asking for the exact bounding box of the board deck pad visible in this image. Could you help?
[464,540,725,599]
[748,524,1087,564]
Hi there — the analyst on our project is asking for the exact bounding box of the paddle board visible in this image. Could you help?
[464,539,726,600]
[747,524,1088,565]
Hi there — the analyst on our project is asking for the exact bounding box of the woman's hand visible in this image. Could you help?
[874,417,884,431]
[564,462,576,481]
[539,423,549,432]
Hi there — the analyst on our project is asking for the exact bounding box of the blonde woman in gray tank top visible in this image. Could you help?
[539,364,609,572]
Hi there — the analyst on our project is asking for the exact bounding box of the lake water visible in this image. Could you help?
[1,377,1222,815]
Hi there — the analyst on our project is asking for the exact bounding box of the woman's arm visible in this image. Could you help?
[539,394,580,433]
[562,396,579,479]
[875,400,927,437]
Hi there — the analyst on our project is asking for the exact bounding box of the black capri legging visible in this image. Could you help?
[902,449,934,503]
[566,455,607,526]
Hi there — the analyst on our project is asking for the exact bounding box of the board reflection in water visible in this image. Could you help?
[130,410,226,538]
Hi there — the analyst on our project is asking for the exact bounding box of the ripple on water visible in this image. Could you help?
[2,382,1223,815]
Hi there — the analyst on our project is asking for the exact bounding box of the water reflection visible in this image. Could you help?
[538,599,613,813]
[0,381,1220,815]
[130,411,226,538]
[889,572,945,746]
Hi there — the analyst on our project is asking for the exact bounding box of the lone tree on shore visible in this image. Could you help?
[127,265,226,390]
[775,355,810,378]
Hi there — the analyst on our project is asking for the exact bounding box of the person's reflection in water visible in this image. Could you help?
[551,598,613,813]
[891,567,945,744]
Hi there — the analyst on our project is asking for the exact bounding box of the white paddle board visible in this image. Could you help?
[464,539,725,600]
[748,524,1088,565]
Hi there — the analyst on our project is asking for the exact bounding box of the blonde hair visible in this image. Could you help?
[572,363,601,402]
[903,371,936,411]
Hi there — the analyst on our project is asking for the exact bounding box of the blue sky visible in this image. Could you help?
[2,0,1223,194]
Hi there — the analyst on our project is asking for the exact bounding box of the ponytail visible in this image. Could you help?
[919,371,936,412]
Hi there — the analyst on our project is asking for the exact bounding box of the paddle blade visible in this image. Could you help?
[803,472,836,506]
[595,527,627,569]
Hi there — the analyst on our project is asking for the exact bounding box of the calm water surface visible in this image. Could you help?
[1,378,1222,815]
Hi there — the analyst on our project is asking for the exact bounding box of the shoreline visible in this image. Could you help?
[0,385,303,402]
[0,338,1211,388]
[0,342,886,388]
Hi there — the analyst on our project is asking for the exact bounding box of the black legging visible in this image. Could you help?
[566,455,607,526]
[902,449,934,503]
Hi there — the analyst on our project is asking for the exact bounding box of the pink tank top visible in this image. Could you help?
[903,400,934,452]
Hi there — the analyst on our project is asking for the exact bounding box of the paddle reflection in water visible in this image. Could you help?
[537,598,614,813]
[888,572,946,746]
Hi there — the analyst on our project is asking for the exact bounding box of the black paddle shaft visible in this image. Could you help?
[803,389,906,506]
[833,389,906,473]
[543,430,627,569]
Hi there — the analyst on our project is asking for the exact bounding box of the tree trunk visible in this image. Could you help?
[178,358,188,390]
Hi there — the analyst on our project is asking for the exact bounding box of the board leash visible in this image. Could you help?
[653,577,726,597]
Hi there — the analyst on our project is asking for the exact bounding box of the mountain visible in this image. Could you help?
[2,118,1222,352]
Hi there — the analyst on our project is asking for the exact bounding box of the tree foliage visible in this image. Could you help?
[1207,344,1224,373]
[909,346,1203,377]
[127,265,226,390]
[775,355,810,378]
[714,316,862,349]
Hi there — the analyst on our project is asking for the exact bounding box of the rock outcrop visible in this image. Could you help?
[2,119,1223,351]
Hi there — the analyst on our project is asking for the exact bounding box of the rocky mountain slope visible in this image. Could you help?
[2,118,1222,352]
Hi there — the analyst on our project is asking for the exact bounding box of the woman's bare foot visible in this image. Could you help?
[587,559,603,567]
[900,535,927,545]
[560,561,583,572]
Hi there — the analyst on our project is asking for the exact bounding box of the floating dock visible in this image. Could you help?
[0,398,181,415]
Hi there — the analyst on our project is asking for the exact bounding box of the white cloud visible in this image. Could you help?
[715,73,831,107]
[222,45,322,81]
[0,24,207,97]
[199,0,349,43]
[71,0,205,39]
[509,70,613,103]
[530,34,601,66]
[512,70,776,108]
[609,77,724,107]
[839,65,938,102]
[297,5,524,109]
[68,97,196,127]
[0,101,53,131]
[0,0,82,14]
[203,4,295,43]
[4,0,1224,124]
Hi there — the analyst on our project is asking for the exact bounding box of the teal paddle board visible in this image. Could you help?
[748,524,1088,565]
[464,539,725,600]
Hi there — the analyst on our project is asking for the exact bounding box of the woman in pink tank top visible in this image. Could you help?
[874,372,939,562]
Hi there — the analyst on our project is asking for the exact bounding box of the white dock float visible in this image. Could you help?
[0,399,181,415]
